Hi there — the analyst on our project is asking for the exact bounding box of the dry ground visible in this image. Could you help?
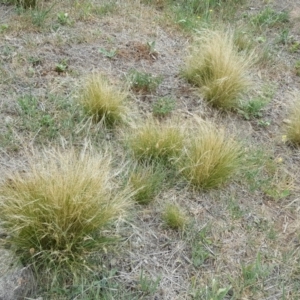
[1,0,300,299]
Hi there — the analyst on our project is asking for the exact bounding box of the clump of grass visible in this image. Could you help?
[162,203,187,230]
[0,148,132,283]
[177,119,243,189]
[80,73,128,126]
[127,117,185,162]
[128,70,163,93]
[182,29,253,109]
[285,93,300,145]
[129,163,165,205]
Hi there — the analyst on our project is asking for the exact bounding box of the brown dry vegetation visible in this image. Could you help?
[1,0,300,299]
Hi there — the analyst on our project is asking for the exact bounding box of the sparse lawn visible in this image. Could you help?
[0,0,300,299]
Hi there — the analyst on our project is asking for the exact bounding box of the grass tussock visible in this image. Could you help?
[0,148,132,281]
[162,203,187,230]
[127,117,185,162]
[80,73,128,126]
[178,120,243,189]
[183,29,253,109]
[285,93,300,145]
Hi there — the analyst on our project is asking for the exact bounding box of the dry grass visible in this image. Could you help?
[127,117,185,162]
[177,119,243,189]
[0,148,132,281]
[79,73,128,126]
[183,29,253,109]
[285,92,300,145]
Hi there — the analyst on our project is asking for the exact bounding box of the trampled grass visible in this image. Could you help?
[0,148,133,284]
[182,29,253,109]
[177,120,243,189]
[79,73,128,126]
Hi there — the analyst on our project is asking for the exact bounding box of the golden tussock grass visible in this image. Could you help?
[127,117,185,162]
[80,73,128,126]
[183,29,253,109]
[177,119,243,189]
[0,148,133,279]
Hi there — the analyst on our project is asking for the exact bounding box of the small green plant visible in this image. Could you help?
[0,24,9,33]
[129,163,165,205]
[128,70,162,93]
[251,7,289,29]
[162,203,187,230]
[238,97,269,120]
[0,149,133,285]
[289,41,300,53]
[127,117,184,162]
[80,73,128,125]
[190,278,232,300]
[183,29,252,109]
[55,58,69,73]
[99,47,117,58]
[177,119,243,189]
[285,93,300,145]
[57,12,71,26]
[152,96,176,118]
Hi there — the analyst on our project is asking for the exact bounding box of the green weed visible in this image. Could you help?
[152,96,176,118]
[128,70,162,93]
